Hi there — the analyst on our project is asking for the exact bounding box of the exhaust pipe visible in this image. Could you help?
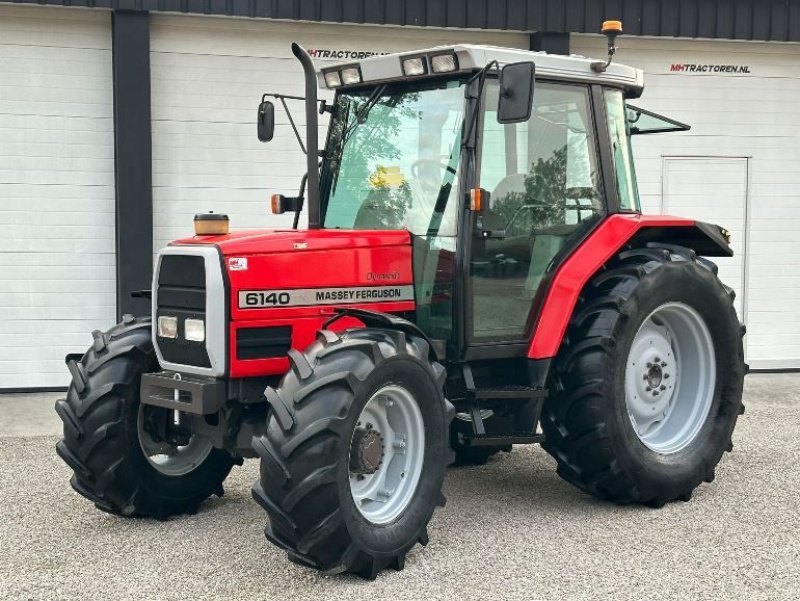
[291,43,321,229]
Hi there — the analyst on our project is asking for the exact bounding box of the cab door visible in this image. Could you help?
[467,81,605,345]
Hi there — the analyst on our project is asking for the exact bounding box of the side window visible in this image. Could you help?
[469,81,603,343]
[604,89,641,211]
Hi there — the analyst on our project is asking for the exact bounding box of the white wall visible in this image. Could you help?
[572,35,800,369]
[149,14,529,251]
[0,5,116,388]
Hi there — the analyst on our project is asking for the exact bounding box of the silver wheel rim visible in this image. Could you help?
[624,302,716,454]
[137,405,214,477]
[349,385,425,525]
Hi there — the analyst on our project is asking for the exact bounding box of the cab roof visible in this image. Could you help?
[315,43,644,98]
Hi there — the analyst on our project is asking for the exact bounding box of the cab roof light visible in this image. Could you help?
[323,69,342,88]
[401,55,427,76]
[340,65,362,85]
[430,52,458,73]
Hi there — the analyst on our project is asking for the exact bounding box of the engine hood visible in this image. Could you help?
[170,228,411,256]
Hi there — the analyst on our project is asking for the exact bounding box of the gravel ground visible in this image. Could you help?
[1,374,799,601]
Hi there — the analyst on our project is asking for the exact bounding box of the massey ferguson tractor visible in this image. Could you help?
[55,22,745,580]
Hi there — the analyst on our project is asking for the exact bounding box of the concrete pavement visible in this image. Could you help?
[1,374,798,600]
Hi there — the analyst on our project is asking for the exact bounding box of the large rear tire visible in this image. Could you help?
[541,245,746,507]
[55,316,235,519]
[252,328,453,579]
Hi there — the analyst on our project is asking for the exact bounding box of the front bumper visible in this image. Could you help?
[140,371,226,415]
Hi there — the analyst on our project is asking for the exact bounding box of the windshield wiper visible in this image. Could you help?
[356,84,387,124]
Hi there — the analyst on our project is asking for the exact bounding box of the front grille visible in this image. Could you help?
[156,255,211,368]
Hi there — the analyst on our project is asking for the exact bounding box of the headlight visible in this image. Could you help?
[401,56,427,76]
[157,315,178,339]
[430,52,458,73]
[184,318,206,342]
[340,66,362,85]
[324,70,342,88]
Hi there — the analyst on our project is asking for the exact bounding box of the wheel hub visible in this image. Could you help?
[349,428,384,475]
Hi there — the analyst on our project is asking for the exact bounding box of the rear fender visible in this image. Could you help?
[527,214,733,360]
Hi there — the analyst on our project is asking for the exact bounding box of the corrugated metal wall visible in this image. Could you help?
[3,0,800,42]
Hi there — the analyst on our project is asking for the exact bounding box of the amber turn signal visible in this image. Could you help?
[271,194,286,215]
[469,187,490,212]
[194,212,230,236]
[601,20,623,34]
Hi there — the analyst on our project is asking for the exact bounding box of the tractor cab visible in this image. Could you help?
[260,42,694,361]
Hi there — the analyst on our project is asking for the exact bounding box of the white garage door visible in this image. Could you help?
[149,15,528,251]
[0,5,116,389]
[573,35,800,369]
[662,157,749,319]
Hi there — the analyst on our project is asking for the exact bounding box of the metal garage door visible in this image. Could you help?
[149,15,529,251]
[0,5,116,389]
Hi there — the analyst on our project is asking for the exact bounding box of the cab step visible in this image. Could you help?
[457,432,545,447]
[473,385,548,400]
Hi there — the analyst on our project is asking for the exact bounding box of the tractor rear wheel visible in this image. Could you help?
[542,245,746,507]
[55,316,234,519]
[252,328,453,579]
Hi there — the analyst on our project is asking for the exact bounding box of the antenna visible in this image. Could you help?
[591,20,623,73]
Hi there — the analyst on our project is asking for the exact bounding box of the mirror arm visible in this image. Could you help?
[278,96,307,155]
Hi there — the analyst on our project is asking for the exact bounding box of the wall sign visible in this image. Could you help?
[670,63,751,74]
[307,48,389,60]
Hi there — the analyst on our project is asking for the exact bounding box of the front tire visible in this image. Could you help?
[252,328,453,579]
[542,245,746,507]
[55,316,235,519]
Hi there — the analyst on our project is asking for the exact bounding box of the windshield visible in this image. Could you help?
[322,79,465,236]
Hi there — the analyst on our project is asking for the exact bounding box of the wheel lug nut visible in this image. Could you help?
[654,357,660,363]
[660,385,666,391]
[646,362,653,368]
[653,391,660,396]
[664,373,670,379]
[661,362,667,367]
[643,374,648,380]
[646,386,652,391]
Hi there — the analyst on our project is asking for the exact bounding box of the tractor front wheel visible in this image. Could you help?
[55,316,235,519]
[542,245,746,507]
[252,328,453,579]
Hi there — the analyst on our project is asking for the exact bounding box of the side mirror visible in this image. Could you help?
[497,62,535,124]
[257,100,275,142]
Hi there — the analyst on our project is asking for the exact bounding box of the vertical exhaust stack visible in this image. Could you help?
[291,43,321,229]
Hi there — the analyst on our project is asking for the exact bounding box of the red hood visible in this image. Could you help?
[170,228,411,256]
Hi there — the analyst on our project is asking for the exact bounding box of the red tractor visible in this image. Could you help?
[56,23,745,580]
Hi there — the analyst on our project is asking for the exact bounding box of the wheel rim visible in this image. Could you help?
[624,302,716,454]
[137,405,214,477]
[349,385,425,525]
